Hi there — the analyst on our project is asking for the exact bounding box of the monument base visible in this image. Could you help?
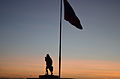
[27,75,73,79]
[39,75,59,79]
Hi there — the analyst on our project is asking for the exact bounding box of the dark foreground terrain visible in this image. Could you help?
[27,75,73,79]
[0,75,73,79]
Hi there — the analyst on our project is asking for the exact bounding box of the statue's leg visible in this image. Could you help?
[46,66,48,75]
[49,66,53,75]
[51,66,53,75]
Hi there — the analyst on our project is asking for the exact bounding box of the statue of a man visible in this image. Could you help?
[45,54,53,75]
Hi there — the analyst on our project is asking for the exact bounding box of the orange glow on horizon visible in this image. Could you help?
[61,59,120,78]
[0,57,120,79]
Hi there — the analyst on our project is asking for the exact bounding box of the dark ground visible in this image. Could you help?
[27,75,73,79]
[0,75,73,79]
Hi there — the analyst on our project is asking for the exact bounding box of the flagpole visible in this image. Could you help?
[59,0,62,78]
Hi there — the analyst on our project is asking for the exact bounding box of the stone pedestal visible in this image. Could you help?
[27,75,73,79]
[39,75,59,79]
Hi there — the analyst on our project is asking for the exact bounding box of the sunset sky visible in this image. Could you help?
[0,0,120,79]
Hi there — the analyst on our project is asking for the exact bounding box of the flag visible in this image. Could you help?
[64,0,83,30]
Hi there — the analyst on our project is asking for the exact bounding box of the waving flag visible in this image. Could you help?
[64,0,83,30]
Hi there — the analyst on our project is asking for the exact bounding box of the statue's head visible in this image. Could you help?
[46,54,50,58]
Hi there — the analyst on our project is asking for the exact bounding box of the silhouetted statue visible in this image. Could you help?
[45,54,53,75]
